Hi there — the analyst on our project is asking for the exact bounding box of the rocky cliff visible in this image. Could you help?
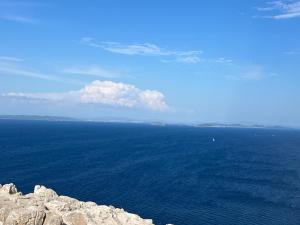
[0,183,165,225]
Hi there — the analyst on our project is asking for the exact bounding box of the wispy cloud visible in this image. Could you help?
[2,80,169,112]
[284,50,300,55]
[242,67,266,80]
[240,65,277,80]
[214,57,234,65]
[62,65,118,78]
[0,66,56,81]
[0,56,23,62]
[0,58,82,85]
[81,37,203,64]
[1,14,37,24]
[0,0,44,24]
[224,64,278,81]
[81,38,234,65]
[256,1,300,19]
[0,1,47,7]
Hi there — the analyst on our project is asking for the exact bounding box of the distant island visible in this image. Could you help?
[196,123,287,129]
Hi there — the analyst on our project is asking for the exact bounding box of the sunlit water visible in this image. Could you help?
[1,120,300,225]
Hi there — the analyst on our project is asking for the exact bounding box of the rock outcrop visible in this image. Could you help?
[0,183,158,225]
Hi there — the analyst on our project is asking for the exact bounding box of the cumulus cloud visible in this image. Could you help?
[138,90,168,111]
[256,1,300,19]
[81,38,203,64]
[79,81,139,107]
[2,80,169,112]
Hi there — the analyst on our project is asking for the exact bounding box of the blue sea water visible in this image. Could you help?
[0,120,300,225]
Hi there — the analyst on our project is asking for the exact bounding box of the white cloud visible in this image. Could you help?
[0,58,120,84]
[0,59,83,85]
[0,56,23,62]
[0,0,44,24]
[79,81,139,107]
[2,80,169,112]
[225,65,278,81]
[175,55,203,64]
[1,15,37,24]
[0,63,61,82]
[81,38,235,65]
[214,57,233,65]
[3,92,75,102]
[138,90,168,111]
[243,70,265,80]
[284,50,300,55]
[81,38,203,64]
[99,42,173,56]
[62,66,118,78]
[256,1,300,19]
[242,66,277,80]
[0,1,47,7]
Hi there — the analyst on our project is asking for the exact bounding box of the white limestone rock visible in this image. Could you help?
[0,183,160,225]
[34,185,58,202]
[0,184,18,195]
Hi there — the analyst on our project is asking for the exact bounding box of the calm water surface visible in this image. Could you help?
[0,120,300,225]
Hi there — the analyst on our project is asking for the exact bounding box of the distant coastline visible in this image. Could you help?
[0,115,295,130]
[0,115,79,122]
[196,123,289,130]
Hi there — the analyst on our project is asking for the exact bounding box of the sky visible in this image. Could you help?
[0,0,300,126]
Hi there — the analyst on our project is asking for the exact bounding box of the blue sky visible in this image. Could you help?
[0,0,300,125]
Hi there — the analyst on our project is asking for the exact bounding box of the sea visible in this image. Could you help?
[0,119,300,225]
